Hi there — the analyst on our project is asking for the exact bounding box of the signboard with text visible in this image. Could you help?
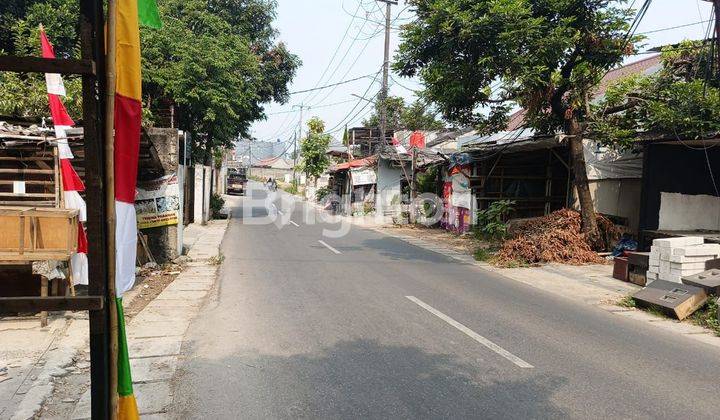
[135,173,180,229]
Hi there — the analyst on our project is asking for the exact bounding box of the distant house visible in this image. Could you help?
[328,148,441,221]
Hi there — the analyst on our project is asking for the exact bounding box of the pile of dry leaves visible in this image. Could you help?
[494,209,619,267]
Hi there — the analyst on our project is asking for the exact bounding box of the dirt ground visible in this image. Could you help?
[377,224,486,256]
[124,263,183,317]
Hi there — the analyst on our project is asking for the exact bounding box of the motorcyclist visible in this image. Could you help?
[266,177,277,191]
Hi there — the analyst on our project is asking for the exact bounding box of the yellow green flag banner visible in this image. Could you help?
[114,0,161,418]
[138,0,162,29]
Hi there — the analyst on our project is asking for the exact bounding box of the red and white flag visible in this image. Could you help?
[40,27,88,285]
[392,135,408,154]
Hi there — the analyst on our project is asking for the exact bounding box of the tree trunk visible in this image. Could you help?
[203,135,213,166]
[567,117,601,249]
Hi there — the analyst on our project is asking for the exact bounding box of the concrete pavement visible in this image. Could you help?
[170,183,720,419]
[67,220,227,419]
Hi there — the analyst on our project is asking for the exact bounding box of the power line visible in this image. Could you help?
[310,2,410,107]
[288,73,378,95]
[265,98,358,116]
[299,1,364,104]
[308,38,381,106]
[323,70,382,134]
[303,0,375,104]
[638,19,711,35]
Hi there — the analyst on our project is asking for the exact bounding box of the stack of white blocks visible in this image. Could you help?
[647,237,720,283]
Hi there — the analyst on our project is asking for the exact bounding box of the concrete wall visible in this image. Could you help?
[251,167,293,182]
[376,159,406,217]
[193,165,212,225]
[147,128,179,170]
[572,178,642,233]
[659,192,720,231]
[143,128,181,262]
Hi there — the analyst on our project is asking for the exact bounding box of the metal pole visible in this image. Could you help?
[104,0,119,417]
[79,0,111,416]
[292,132,298,185]
[292,103,309,184]
[378,0,394,151]
[714,0,720,80]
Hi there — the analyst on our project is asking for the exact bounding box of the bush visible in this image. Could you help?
[363,201,375,214]
[474,248,492,262]
[284,180,299,195]
[690,296,720,336]
[210,193,225,219]
[475,200,514,241]
[315,186,332,202]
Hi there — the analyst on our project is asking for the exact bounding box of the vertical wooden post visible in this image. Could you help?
[79,0,111,417]
[104,0,119,417]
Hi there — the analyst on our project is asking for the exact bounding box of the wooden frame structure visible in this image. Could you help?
[0,134,63,207]
[469,143,572,219]
[0,0,112,417]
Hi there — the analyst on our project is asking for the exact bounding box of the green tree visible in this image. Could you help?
[342,124,349,146]
[363,96,406,130]
[590,41,720,147]
[0,0,300,166]
[402,99,445,131]
[363,95,444,131]
[0,0,82,119]
[300,117,332,186]
[394,0,639,246]
[141,0,300,164]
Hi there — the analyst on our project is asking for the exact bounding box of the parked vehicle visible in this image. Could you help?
[226,168,248,195]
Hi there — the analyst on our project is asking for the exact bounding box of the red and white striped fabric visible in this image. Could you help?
[392,135,408,155]
[40,27,88,286]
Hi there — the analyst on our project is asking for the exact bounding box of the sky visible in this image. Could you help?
[248,0,716,147]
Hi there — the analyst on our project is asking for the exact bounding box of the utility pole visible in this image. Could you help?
[292,131,298,186]
[378,0,397,152]
[292,103,310,185]
[701,1,720,77]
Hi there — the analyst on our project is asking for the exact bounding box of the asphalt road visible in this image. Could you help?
[171,182,720,419]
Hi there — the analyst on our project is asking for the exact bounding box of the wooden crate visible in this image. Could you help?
[0,207,79,261]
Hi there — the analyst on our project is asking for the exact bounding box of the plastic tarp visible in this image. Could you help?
[584,140,643,180]
[451,172,472,209]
